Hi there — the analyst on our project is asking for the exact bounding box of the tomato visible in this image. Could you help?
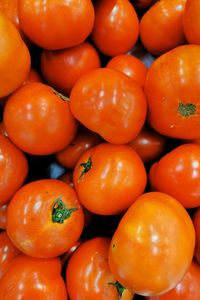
[133,0,157,9]
[70,68,147,144]
[129,126,166,163]
[91,0,139,56]
[0,12,30,97]
[192,208,200,264]
[0,255,68,299]
[73,143,146,215]
[66,237,134,300]
[56,128,102,169]
[22,68,42,86]
[109,192,195,296]
[0,134,28,206]
[145,45,200,139]
[3,82,78,155]
[0,231,21,279]
[147,261,200,300]
[60,172,74,188]
[140,0,186,56]
[41,42,101,96]
[106,54,147,88]
[149,143,200,208]
[7,179,84,258]
[0,204,8,229]
[18,0,94,50]
[60,240,82,267]
[183,0,200,45]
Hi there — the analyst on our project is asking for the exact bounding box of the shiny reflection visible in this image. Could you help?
[109,5,119,24]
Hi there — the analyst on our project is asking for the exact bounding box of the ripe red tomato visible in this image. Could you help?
[145,45,200,139]
[0,231,21,279]
[3,82,78,155]
[0,12,30,97]
[73,143,147,215]
[56,128,102,169]
[22,68,42,86]
[140,0,186,56]
[0,134,28,206]
[147,261,200,300]
[129,126,166,163]
[0,255,68,299]
[0,204,8,229]
[106,54,147,88]
[149,143,200,208]
[18,0,95,50]
[192,208,200,264]
[66,237,134,300]
[92,0,139,56]
[183,0,200,45]
[108,192,195,296]
[41,42,101,96]
[70,68,147,144]
[7,179,84,258]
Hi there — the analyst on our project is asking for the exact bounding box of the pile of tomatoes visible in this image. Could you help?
[1,0,200,299]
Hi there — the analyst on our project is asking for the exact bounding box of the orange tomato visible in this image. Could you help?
[22,68,42,86]
[140,0,186,56]
[73,143,147,215]
[92,0,139,56]
[0,12,30,97]
[145,45,200,139]
[106,54,147,88]
[109,192,195,296]
[183,0,200,45]
[41,42,101,96]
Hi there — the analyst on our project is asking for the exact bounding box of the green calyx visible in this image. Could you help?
[79,156,92,179]
[52,198,77,224]
[109,281,126,297]
[52,88,69,101]
[177,102,196,117]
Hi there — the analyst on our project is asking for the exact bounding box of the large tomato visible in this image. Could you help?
[73,143,147,215]
[140,0,186,56]
[69,68,147,144]
[3,82,78,155]
[0,231,21,279]
[66,237,134,300]
[7,179,84,258]
[0,12,30,97]
[149,143,200,208]
[18,0,94,50]
[41,42,101,96]
[0,255,68,299]
[108,192,195,296]
[145,45,200,139]
[0,134,28,206]
[147,261,200,300]
[91,0,139,56]
[183,0,200,45]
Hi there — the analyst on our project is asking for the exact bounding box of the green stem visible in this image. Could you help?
[177,102,196,117]
[52,198,77,224]
[109,281,126,297]
[79,156,92,179]
[52,88,69,102]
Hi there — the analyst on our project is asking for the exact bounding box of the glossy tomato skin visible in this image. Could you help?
[22,68,42,85]
[129,126,166,163]
[0,204,8,229]
[183,0,200,45]
[109,192,195,296]
[192,208,200,264]
[145,45,200,139]
[106,54,147,88]
[0,12,30,97]
[92,0,139,56]
[0,134,28,206]
[147,261,200,300]
[7,179,84,258]
[0,255,68,300]
[18,0,94,50]
[140,0,186,56]
[149,143,200,208]
[66,237,134,300]
[56,128,102,169]
[0,0,20,31]
[0,231,21,279]
[41,42,101,96]
[73,143,147,215]
[70,68,147,144]
[3,82,78,155]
